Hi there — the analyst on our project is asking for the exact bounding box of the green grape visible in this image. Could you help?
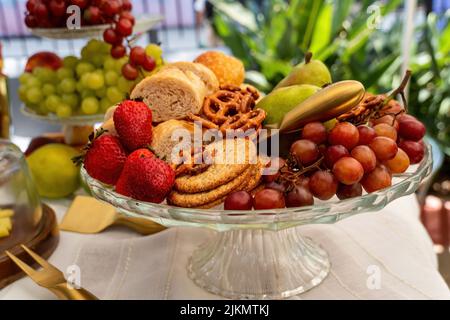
[114,57,128,74]
[61,93,79,109]
[42,83,56,96]
[104,70,119,86]
[18,87,28,102]
[59,78,77,94]
[81,90,95,99]
[38,103,50,115]
[63,56,79,69]
[45,95,61,112]
[117,77,133,93]
[103,56,116,71]
[76,82,84,93]
[145,44,163,60]
[19,73,32,85]
[86,72,105,90]
[100,97,113,113]
[56,103,72,118]
[95,87,106,98]
[26,103,39,111]
[26,87,44,104]
[76,62,95,77]
[106,87,125,104]
[80,73,91,88]
[26,76,42,88]
[91,55,105,68]
[57,67,75,80]
[33,67,55,83]
[81,97,100,115]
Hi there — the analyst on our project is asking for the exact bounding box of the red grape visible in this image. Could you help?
[324,145,349,169]
[224,191,253,210]
[103,0,121,16]
[397,114,417,123]
[361,164,392,193]
[25,14,38,28]
[142,55,157,72]
[328,122,359,151]
[130,46,146,66]
[111,45,126,59]
[301,122,327,145]
[265,182,287,193]
[372,115,399,131]
[286,186,314,207]
[297,177,310,189]
[263,158,285,183]
[383,148,410,174]
[84,6,102,25]
[26,0,38,13]
[70,0,88,9]
[309,171,338,200]
[49,0,66,17]
[336,183,363,200]
[122,0,133,11]
[34,3,48,18]
[116,18,133,37]
[290,140,320,166]
[351,145,377,173]
[120,11,135,25]
[369,136,398,161]
[374,123,397,141]
[398,140,425,164]
[253,189,286,210]
[332,157,364,185]
[103,28,121,45]
[357,125,376,145]
[122,63,139,80]
[398,120,426,141]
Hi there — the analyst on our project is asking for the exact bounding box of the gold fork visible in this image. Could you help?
[5,245,98,300]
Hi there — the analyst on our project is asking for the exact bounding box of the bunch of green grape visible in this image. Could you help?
[18,40,164,118]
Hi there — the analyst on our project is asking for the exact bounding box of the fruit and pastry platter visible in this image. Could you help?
[79,50,432,299]
[80,50,430,212]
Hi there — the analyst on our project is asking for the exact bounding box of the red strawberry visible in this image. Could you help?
[114,100,153,151]
[116,149,175,203]
[82,132,127,185]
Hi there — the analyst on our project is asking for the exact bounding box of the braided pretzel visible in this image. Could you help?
[220,108,266,133]
[203,85,259,124]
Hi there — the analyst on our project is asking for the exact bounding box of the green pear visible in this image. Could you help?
[275,52,332,89]
[257,84,321,127]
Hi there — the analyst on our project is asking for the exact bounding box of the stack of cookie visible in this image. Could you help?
[167,139,263,209]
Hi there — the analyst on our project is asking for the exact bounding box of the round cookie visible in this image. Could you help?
[168,166,252,208]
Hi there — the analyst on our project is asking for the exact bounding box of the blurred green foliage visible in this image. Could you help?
[211,0,450,153]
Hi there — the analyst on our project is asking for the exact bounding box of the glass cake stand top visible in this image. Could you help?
[82,142,433,299]
[21,105,104,126]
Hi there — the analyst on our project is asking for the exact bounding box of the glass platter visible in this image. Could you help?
[21,105,104,126]
[82,142,433,299]
[28,15,163,40]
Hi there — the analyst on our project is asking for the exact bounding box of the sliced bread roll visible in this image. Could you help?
[151,119,194,163]
[162,62,219,95]
[130,68,207,122]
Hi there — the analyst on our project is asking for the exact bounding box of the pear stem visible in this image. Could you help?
[305,52,313,64]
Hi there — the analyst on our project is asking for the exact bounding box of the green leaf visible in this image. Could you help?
[209,0,258,32]
[331,0,354,37]
[309,2,333,54]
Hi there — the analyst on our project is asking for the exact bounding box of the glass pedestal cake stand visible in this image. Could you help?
[82,143,432,299]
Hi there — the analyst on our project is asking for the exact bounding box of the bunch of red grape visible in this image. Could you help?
[25,0,132,29]
[224,110,426,211]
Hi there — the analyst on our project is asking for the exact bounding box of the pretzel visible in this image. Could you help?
[202,85,260,125]
[220,109,266,133]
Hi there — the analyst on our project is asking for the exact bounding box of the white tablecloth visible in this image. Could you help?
[0,194,449,300]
